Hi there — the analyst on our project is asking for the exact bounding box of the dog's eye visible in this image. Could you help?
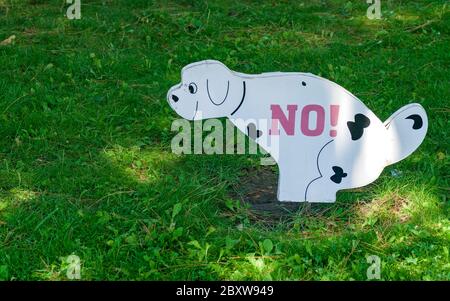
[188,83,197,94]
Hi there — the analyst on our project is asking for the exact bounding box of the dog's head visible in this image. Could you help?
[167,60,245,120]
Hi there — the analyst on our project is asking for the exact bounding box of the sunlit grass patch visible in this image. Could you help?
[102,145,180,183]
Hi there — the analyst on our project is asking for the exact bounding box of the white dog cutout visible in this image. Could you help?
[167,60,428,203]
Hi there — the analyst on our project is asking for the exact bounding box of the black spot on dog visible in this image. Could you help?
[347,114,371,140]
[405,114,423,130]
[330,166,347,184]
[247,123,262,139]
[301,81,307,86]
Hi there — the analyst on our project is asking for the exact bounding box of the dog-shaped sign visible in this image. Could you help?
[167,60,428,202]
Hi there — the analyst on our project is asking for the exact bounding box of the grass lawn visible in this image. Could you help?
[0,0,448,280]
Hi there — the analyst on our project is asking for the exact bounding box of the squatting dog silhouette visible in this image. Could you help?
[167,60,428,202]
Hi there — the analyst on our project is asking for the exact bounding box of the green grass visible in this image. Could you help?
[0,0,448,280]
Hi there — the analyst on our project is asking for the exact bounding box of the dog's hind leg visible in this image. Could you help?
[276,162,310,202]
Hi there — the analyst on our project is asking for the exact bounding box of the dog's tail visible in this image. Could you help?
[384,103,428,165]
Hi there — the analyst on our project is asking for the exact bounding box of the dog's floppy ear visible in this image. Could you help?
[205,62,233,106]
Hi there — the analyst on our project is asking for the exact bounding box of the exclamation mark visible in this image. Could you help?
[329,105,339,137]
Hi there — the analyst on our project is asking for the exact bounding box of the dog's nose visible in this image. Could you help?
[171,94,179,102]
